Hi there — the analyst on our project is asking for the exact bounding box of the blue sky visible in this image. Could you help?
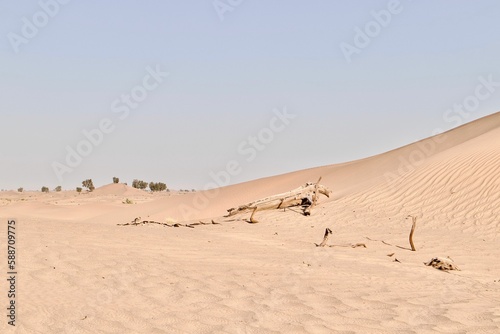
[1,0,499,190]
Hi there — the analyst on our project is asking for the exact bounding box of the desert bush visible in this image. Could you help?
[41,186,49,193]
[17,187,23,193]
[113,177,120,184]
[122,198,133,204]
[149,182,167,192]
[82,179,95,192]
[76,187,82,193]
[55,186,62,192]
[132,179,148,190]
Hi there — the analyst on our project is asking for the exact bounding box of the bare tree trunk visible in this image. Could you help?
[226,179,331,221]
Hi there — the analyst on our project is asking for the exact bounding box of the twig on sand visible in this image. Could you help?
[118,218,221,229]
[315,228,333,247]
[316,228,367,248]
[408,215,417,252]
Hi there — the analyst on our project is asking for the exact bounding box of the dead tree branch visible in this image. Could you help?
[316,228,367,248]
[408,216,417,252]
[118,218,221,229]
[226,179,331,223]
[315,228,333,247]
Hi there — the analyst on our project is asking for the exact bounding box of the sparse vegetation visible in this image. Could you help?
[82,179,95,192]
[132,179,148,190]
[55,186,62,192]
[122,198,134,204]
[113,177,120,184]
[76,187,82,193]
[17,187,23,193]
[41,186,49,193]
[149,182,167,192]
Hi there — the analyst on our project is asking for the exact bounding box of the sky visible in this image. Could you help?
[1,0,500,191]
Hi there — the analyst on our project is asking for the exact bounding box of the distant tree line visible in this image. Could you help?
[28,177,174,194]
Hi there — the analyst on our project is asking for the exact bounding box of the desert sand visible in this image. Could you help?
[1,113,499,333]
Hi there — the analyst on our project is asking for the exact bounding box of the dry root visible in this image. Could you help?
[315,228,367,249]
[118,218,220,229]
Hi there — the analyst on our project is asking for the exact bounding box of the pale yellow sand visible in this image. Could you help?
[1,113,499,333]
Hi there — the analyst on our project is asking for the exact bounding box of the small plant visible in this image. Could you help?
[76,187,82,193]
[17,187,23,193]
[122,198,134,204]
[41,186,49,193]
[149,182,167,192]
[82,179,95,192]
[132,179,148,190]
[55,186,62,192]
[113,177,120,184]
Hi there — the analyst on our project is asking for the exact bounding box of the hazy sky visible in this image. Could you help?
[1,1,500,191]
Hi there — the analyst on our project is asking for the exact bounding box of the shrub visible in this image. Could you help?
[55,186,62,192]
[76,187,82,193]
[132,179,148,190]
[122,198,133,204]
[17,187,23,193]
[113,177,120,184]
[41,186,49,193]
[82,179,95,192]
[149,182,167,192]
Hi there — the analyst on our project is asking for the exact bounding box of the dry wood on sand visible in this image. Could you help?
[226,177,331,223]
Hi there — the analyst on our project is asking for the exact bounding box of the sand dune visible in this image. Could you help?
[92,183,151,197]
[1,113,499,333]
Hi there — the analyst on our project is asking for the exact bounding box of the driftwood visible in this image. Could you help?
[425,257,460,271]
[118,217,220,229]
[315,228,333,247]
[315,228,367,248]
[365,215,418,252]
[408,216,417,252]
[226,177,331,223]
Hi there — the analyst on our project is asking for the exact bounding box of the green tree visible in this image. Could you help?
[41,186,49,193]
[149,182,167,192]
[132,179,148,190]
[55,186,62,192]
[82,179,95,192]
[113,177,120,184]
